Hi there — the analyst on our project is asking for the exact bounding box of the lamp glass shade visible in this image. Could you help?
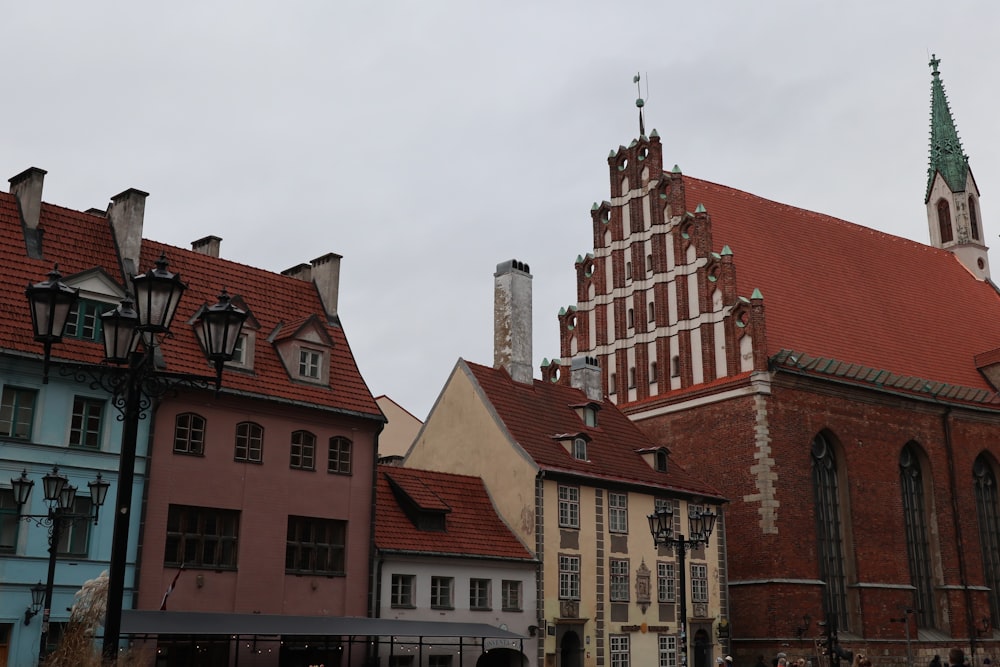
[10,470,34,507]
[30,581,46,610]
[58,484,78,512]
[88,473,110,509]
[101,298,140,364]
[132,254,187,333]
[200,290,248,362]
[26,266,79,343]
[41,468,67,503]
[701,508,718,540]
[648,507,674,546]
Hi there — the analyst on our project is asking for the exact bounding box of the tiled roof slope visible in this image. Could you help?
[682,176,1000,393]
[0,190,381,418]
[464,360,724,500]
[375,465,534,560]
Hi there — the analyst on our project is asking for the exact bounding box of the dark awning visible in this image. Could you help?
[121,610,526,639]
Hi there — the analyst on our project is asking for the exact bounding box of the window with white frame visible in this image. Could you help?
[431,576,454,609]
[657,561,676,602]
[230,333,248,365]
[691,563,708,603]
[559,555,580,599]
[558,485,579,528]
[470,578,491,610]
[610,558,629,601]
[391,574,415,607]
[609,492,628,533]
[298,348,322,379]
[234,421,263,463]
[610,634,630,667]
[502,579,522,611]
[290,430,316,470]
[1,386,36,439]
[658,635,677,667]
[572,437,587,461]
[173,412,206,455]
[69,397,104,448]
[0,488,19,553]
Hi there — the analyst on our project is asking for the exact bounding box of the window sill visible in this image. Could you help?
[469,607,492,612]
[390,604,416,610]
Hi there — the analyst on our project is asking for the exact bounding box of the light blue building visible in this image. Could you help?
[1,345,151,666]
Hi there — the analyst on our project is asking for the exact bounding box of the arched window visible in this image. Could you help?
[900,443,936,628]
[938,199,954,243]
[811,432,850,632]
[627,308,634,329]
[329,437,352,475]
[173,413,206,455]
[974,455,1000,627]
[626,261,632,281]
[290,430,316,470]
[969,195,981,241]
[648,302,655,323]
[235,422,263,463]
[655,449,668,473]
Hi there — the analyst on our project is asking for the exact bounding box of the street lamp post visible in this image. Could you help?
[648,503,718,667]
[25,256,248,661]
[11,467,110,664]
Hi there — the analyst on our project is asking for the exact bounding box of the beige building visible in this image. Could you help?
[376,394,423,460]
[405,260,728,667]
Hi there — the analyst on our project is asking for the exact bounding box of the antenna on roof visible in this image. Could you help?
[634,72,646,137]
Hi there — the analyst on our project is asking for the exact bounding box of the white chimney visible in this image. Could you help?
[494,259,533,385]
[570,356,603,401]
[310,253,342,321]
[107,188,148,278]
[9,167,47,230]
[191,235,222,257]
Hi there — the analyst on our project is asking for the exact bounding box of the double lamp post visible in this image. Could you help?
[24,255,248,662]
[648,503,719,667]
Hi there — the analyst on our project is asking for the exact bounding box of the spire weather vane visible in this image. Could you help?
[634,72,647,137]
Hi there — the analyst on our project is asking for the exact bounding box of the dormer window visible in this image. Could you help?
[64,299,105,341]
[656,449,668,472]
[231,334,247,364]
[574,403,600,427]
[573,437,587,460]
[269,315,333,386]
[299,348,322,379]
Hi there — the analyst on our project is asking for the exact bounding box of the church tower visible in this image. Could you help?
[925,54,990,279]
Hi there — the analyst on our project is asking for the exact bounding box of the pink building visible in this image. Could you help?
[126,239,384,665]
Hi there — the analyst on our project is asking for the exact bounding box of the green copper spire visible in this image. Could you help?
[926,54,969,200]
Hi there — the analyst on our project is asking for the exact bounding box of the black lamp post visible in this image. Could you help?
[25,254,248,661]
[648,503,718,667]
[11,467,111,663]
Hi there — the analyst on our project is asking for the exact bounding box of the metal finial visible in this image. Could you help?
[634,72,646,137]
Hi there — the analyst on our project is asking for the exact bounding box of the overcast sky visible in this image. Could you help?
[6,2,999,420]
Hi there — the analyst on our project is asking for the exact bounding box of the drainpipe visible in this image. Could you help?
[942,408,977,660]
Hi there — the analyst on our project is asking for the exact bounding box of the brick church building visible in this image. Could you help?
[546,56,1000,663]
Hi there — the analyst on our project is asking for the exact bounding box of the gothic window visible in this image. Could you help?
[900,442,936,628]
[938,199,954,243]
[969,195,981,241]
[811,432,850,632]
[974,455,1000,628]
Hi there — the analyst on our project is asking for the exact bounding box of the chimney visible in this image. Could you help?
[107,188,149,278]
[281,263,312,282]
[494,259,533,385]
[310,253,342,321]
[191,235,222,257]
[9,167,47,230]
[570,356,602,401]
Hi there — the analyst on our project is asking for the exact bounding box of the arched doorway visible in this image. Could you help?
[693,629,711,667]
[560,631,582,667]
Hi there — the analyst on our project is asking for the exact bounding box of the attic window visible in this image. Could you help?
[583,406,598,427]
[299,349,322,379]
[573,438,587,461]
[655,449,668,472]
[64,299,107,341]
[225,331,256,370]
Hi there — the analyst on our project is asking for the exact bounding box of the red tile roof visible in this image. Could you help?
[0,191,381,418]
[463,361,725,499]
[375,465,534,560]
[683,176,1000,393]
